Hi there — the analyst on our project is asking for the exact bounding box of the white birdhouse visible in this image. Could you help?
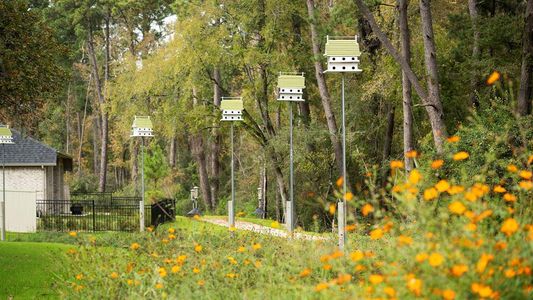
[277,73,305,102]
[0,125,14,144]
[220,97,244,121]
[324,36,362,73]
[131,116,154,137]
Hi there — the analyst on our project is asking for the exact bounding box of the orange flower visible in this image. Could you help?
[406,150,418,158]
[192,267,200,274]
[194,244,203,252]
[416,252,429,263]
[384,287,396,297]
[109,272,119,279]
[408,169,422,185]
[369,274,384,285]
[350,250,364,262]
[69,231,77,237]
[168,228,175,234]
[398,235,413,246]
[493,185,506,193]
[328,203,336,215]
[503,193,517,202]
[361,203,374,216]
[519,170,532,180]
[369,228,383,240]
[390,160,404,169]
[448,201,466,215]
[448,185,465,195]
[336,176,343,187]
[453,151,469,161]
[442,289,456,300]
[451,264,468,277]
[322,264,332,271]
[431,159,444,169]
[428,252,445,267]
[155,283,164,289]
[435,180,450,192]
[314,282,329,292]
[476,253,494,273]
[158,267,167,278]
[486,71,501,85]
[252,243,262,250]
[424,187,439,201]
[344,192,353,201]
[519,180,533,190]
[507,164,518,173]
[447,136,460,143]
[299,268,312,278]
[197,280,205,286]
[171,265,181,273]
[346,224,357,232]
[501,218,519,236]
[406,276,422,296]
[130,243,140,250]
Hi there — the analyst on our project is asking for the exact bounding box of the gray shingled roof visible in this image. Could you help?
[0,129,71,168]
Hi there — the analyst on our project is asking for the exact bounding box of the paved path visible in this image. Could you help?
[201,218,329,241]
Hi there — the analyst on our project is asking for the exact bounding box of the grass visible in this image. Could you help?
[0,242,70,299]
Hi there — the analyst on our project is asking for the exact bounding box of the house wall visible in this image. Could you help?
[0,166,45,200]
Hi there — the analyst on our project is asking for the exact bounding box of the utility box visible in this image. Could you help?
[277,73,305,102]
[324,36,362,73]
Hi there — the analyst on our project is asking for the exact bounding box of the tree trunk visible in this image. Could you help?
[77,75,91,177]
[468,0,480,107]
[354,0,447,152]
[92,119,99,175]
[169,136,176,168]
[381,103,395,184]
[66,83,71,154]
[190,134,213,210]
[210,67,222,207]
[419,0,447,151]
[397,0,415,171]
[306,0,344,177]
[518,0,533,116]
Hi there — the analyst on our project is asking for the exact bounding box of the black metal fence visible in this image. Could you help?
[36,196,176,232]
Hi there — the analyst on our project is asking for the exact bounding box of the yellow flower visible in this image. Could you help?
[465,223,477,231]
[237,246,246,253]
[369,274,384,285]
[519,170,532,180]
[504,268,516,278]
[369,228,383,240]
[194,244,202,252]
[75,273,84,280]
[398,235,413,246]
[344,192,353,201]
[424,187,439,201]
[415,252,428,263]
[168,234,176,240]
[448,201,466,215]
[130,243,140,250]
[168,228,175,234]
[350,250,364,262]
[171,265,181,273]
[450,264,468,277]
[110,272,119,279]
[229,226,236,232]
[390,160,404,169]
[192,267,200,274]
[428,252,444,267]
[447,136,460,143]
[336,176,343,187]
[435,180,450,192]
[69,231,77,237]
[155,283,164,289]
[408,169,422,185]
[519,180,533,190]
[486,71,501,85]
[406,150,418,158]
[431,159,444,169]
[346,224,357,231]
[361,203,374,216]
[328,203,336,215]
[193,214,201,220]
[236,211,245,217]
[478,285,493,297]
[493,185,506,193]
[225,272,238,279]
[442,289,456,300]
[322,264,332,271]
[147,226,154,232]
[503,193,517,202]
[507,164,518,173]
[448,185,465,195]
[452,151,469,161]
[299,268,312,278]
[406,276,422,296]
[314,282,329,292]
[252,243,262,250]
[501,218,519,236]
[254,260,262,268]
[197,280,205,286]
[270,221,280,228]
[476,253,494,273]
[384,286,396,297]
[158,267,167,278]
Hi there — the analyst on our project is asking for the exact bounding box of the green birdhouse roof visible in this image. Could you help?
[0,125,12,136]
[277,75,305,88]
[220,99,243,110]
[132,116,153,129]
[324,38,361,57]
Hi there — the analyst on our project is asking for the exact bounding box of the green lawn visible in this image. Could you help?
[0,242,70,299]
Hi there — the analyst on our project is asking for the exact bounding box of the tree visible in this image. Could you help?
[468,0,480,107]
[518,0,533,116]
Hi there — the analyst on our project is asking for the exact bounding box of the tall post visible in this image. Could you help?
[338,74,347,250]
[287,102,295,232]
[1,144,5,241]
[139,137,145,232]
[228,122,235,233]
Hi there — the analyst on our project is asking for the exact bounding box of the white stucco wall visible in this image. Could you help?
[0,167,45,200]
[2,191,37,232]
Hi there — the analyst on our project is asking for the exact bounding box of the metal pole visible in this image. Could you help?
[1,144,5,241]
[287,102,294,232]
[338,74,347,250]
[139,138,145,232]
[229,122,235,233]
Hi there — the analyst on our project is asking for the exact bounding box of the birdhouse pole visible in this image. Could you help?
[324,35,362,250]
[130,116,154,232]
[220,97,244,235]
[0,125,14,241]
[277,72,305,233]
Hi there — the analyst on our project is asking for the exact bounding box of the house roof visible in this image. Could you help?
[132,116,153,129]
[277,75,305,88]
[0,128,73,170]
[324,38,361,57]
[220,99,243,110]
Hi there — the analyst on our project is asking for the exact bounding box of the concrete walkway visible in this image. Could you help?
[201,218,329,241]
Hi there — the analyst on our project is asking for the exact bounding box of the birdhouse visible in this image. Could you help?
[277,73,305,102]
[324,36,362,73]
[131,116,154,137]
[220,97,244,121]
[0,125,14,144]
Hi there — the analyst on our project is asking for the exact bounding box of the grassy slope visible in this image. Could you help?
[0,242,70,299]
